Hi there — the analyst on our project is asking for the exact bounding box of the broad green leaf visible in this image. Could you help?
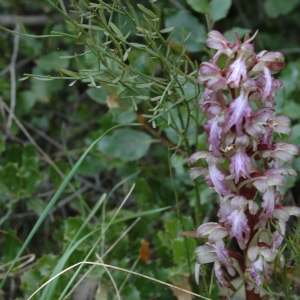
[279,60,300,94]
[27,198,47,216]
[7,145,23,166]
[224,27,251,42]
[187,0,209,13]
[77,154,106,176]
[1,230,22,262]
[165,10,206,53]
[37,254,59,277]
[186,237,197,258]
[0,163,22,194]
[15,91,36,116]
[135,178,152,210]
[23,144,39,161]
[264,0,299,18]
[172,239,186,263]
[31,69,63,103]
[20,166,40,195]
[209,0,232,22]
[165,218,180,240]
[281,101,300,120]
[36,51,70,72]
[64,216,92,251]
[86,87,109,104]
[157,231,171,248]
[115,110,137,123]
[123,285,140,299]
[21,269,41,298]
[97,129,152,161]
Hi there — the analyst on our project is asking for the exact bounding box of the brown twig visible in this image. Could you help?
[137,114,187,156]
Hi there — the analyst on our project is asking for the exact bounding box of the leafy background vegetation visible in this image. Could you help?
[1,0,300,299]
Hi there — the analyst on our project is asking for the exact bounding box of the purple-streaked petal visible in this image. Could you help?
[230,150,252,183]
[272,231,283,249]
[231,195,247,209]
[206,30,233,50]
[262,66,272,101]
[195,246,218,264]
[209,228,229,244]
[265,167,297,176]
[188,151,208,165]
[190,167,208,180]
[208,164,231,196]
[204,116,223,157]
[196,222,221,237]
[236,134,250,148]
[275,142,299,156]
[225,209,250,250]
[216,240,236,276]
[262,187,275,218]
[218,199,234,222]
[226,56,248,88]
[266,174,286,186]
[223,88,253,135]
[253,178,268,193]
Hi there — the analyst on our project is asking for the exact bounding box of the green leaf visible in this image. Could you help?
[109,21,124,38]
[64,216,92,251]
[31,68,63,102]
[157,231,171,248]
[187,0,209,13]
[97,129,152,161]
[1,231,22,263]
[77,154,106,176]
[27,198,48,216]
[165,10,206,53]
[115,110,137,124]
[160,27,175,33]
[7,145,23,166]
[290,124,300,146]
[172,239,186,263]
[37,254,59,277]
[165,218,180,240]
[224,27,251,42]
[279,60,300,94]
[36,51,70,72]
[264,0,299,18]
[123,285,141,299]
[281,101,300,120]
[209,0,232,22]
[16,91,36,116]
[135,178,152,210]
[137,4,157,18]
[136,82,154,88]
[21,269,41,298]
[86,87,109,104]
[1,124,141,292]
[0,163,22,194]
